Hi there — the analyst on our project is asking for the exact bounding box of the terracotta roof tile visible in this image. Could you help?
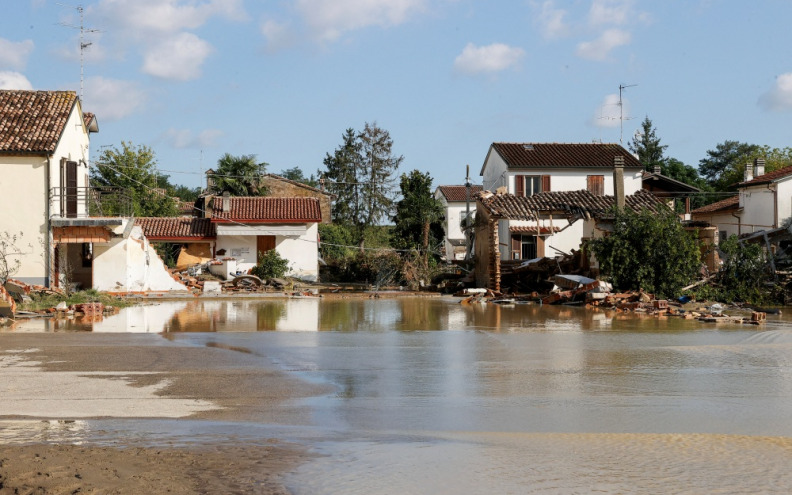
[738,164,792,186]
[0,90,78,153]
[690,195,739,214]
[211,196,322,222]
[136,217,216,240]
[477,189,664,221]
[490,142,643,170]
[437,185,483,202]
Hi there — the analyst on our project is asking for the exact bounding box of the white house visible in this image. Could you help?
[0,90,98,286]
[434,184,482,261]
[480,142,643,261]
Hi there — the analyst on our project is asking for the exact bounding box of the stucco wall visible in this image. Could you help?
[481,151,508,191]
[740,186,776,233]
[506,169,643,196]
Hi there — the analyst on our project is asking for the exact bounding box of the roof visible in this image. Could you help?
[690,195,740,215]
[210,196,322,223]
[436,185,484,202]
[476,189,664,221]
[262,173,334,197]
[136,217,216,240]
[0,90,80,154]
[484,142,642,175]
[83,112,98,133]
[642,171,700,192]
[738,164,792,187]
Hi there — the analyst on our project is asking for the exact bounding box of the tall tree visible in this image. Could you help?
[210,153,268,196]
[91,141,179,217]
[391,170,445,256]
[629,116,667,172]
[699,142,792,191]
[320,123,402,248]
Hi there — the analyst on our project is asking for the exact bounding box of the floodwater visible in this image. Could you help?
[6,297,792,493]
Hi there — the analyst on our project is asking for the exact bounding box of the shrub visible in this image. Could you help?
[251,250,290,280]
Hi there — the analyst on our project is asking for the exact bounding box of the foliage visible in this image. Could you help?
[153,243,182,269]
[697,141,761,191]
[280,167,319,187]
[0,231,28,285]
[324,250,403,286]
[694,235,772,304]
[629,117,668,172]
[91,142,180,217]
[319,123,402,248]
[169,184,201,202]
[587,207,701,298]
[319,223,356,261]
[400,249,443,290]
[210,153,268,196]
[391,170,445,257]
[19,289,133,312]
[250,249,290,280]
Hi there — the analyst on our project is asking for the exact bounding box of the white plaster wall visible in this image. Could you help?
[741,186,776,233]
[277,223,319,281]
[506,168,643,195]
[692,212,742,240]
[0,156,48,284]
[49,104,91,218]
[481,150,508,191]
[215,235,258,270]
[506,219,584,258]
[778,179,792,227]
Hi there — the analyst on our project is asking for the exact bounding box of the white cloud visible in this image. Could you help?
[534,1,569,39]
[0,71,33,90]
[295,0,426,41]
[162,128,224,149]
[592,93,630,128]
[91,0,246,36]
[260,19,296,52]
[0,38,34,70]
[576,29,630,61]
[588,0,634,26]
[142,33,213,81]
[759,73,792,111]
[83,76,147,121]
[454,43,525,75]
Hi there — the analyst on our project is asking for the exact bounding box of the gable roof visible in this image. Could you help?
[436,185,484,202]
[0,90,80,154]
[210,196,322,223]
[690,195,740,215]
[136,217,216,240]
[642,171,700,192]
[483,142,642,175]
[738,164,792,187]
[476,189,664,221]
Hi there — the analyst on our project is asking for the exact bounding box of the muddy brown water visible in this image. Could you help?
[4,297,792,493]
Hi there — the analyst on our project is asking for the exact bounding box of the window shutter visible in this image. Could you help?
[541,175,551,192]
[511,235,521,259]
[587,175,604,196]
[515,176,525,196]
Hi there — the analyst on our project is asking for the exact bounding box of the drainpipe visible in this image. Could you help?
[731,211,742,237]
[45,155,51,287]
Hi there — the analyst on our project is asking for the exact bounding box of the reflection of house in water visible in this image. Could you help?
[162,299,321,332]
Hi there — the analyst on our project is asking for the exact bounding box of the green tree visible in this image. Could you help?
[629,116,667,172]
[320,123,402,249]
[280,167,319,187]
[169,184,201,202]
[391,170,445,256]
[91,142,179,217]
[587,207,701,298]
[698,141,761,190]
[210,153,268,196]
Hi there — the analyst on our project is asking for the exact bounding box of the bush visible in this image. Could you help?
[250,250,290,280]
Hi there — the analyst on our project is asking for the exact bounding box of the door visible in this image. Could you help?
[257,235,276,262]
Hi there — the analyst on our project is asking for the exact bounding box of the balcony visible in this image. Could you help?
[49,186,133,219]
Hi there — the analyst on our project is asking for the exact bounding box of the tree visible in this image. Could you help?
[210,153,268,196]
[391,170,445,256]
[698,141,761,190]
[587,207,701,298]
[280,167,318,188]
[91,142,179,217]
[629,116,667,172]
[0,231,28,285]
[320,123,402,248]
[169,184,201,202]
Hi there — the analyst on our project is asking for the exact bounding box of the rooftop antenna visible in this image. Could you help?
[618,83,637,145]
[57,3,100,101]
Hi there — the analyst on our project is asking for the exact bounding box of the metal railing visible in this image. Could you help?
[49,186,133,218]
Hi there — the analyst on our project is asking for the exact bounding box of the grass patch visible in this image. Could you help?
[19,289,134,312]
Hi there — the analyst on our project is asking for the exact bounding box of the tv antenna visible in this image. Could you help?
[57,3,101,101]
[618,83,637,145]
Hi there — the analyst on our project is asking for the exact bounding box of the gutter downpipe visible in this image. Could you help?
[45,155,51,287]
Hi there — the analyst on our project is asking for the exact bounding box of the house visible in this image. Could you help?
[473,188,664,290]
[434,184,483,261]
[641,165,700,218]
[691,158,792,241]
[0,90,97,286]
[479,142,643,258]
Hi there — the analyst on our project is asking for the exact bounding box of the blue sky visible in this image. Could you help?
[2,0,791,190]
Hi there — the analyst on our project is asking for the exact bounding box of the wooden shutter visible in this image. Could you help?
[541,175,551,193]
[66,160,78,217]
[511,235,521,259]
[587,175,604,196]
[515,176,525,197]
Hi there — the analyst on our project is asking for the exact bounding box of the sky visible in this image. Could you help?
[2,0,792,191]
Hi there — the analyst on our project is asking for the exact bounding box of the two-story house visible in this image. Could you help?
[434,184,483,261]
[480,142,643,260]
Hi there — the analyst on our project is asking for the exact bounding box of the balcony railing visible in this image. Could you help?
[50,186,133,218]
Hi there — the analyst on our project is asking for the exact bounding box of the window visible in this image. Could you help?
[511,234,538,260]
[587,175,604,196]
[515,175,550,197]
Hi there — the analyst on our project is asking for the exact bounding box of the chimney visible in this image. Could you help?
[204,195,213,218]
[613,155,625,209]
[653,164,661,175]
[222,191,231,213]
[206,169,215,191]
[744,161,754,182]
[754,158,765,177]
